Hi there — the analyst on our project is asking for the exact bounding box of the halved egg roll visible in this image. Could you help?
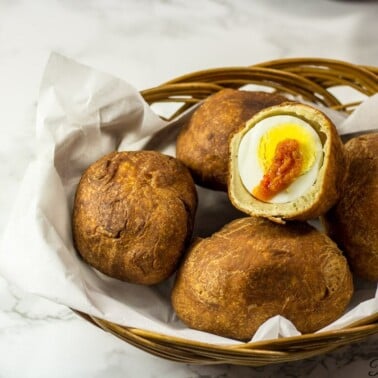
[228,102,346,222]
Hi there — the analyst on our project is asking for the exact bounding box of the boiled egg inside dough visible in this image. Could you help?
[238,115,323,203]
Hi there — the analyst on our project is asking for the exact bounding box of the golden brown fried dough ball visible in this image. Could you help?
[172,217,353,341]
[73,151,197,285]
[176,89,289,191]
[325,133,378,282]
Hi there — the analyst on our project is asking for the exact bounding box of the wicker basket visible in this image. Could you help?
[76,58,378,366]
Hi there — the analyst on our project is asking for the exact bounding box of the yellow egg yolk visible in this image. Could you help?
[252,123,318,201]
[258,123,317,175]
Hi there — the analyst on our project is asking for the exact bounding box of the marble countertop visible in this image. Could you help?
[0,0,377,377]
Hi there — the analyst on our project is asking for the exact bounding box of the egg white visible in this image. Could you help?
[238,115,323,204]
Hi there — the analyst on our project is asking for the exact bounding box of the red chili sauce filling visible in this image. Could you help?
[252,139,303,202]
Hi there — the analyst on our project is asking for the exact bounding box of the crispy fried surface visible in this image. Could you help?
[176,89,289,191]
[72,151,197,285]
[325,133,378,282]
[172,217,353,341]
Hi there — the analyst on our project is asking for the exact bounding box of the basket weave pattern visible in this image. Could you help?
[76,58,378,366]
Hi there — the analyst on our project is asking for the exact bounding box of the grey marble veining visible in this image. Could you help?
[0,0,377,377]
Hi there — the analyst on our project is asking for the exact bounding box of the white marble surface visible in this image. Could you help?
[0,0,377,377]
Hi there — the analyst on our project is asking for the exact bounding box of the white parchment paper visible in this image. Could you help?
[0,53,377,345]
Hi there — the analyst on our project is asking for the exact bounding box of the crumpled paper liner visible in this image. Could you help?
[0,53,377,345]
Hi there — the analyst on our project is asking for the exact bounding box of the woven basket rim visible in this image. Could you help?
[142,57,378,114]
[78,311,378,350]
[75,57,378,365]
